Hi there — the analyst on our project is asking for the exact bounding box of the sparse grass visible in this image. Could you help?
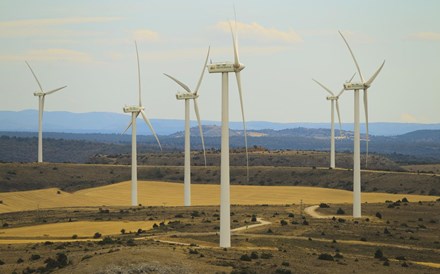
[0,202,438,273]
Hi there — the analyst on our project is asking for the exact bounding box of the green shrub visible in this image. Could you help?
[250,252,259,259]
[374,249,383,259]
[260,252,273,259]
[318,253,334,261]
[275,268,292,274]
[240,254,251,261]
[251,214,257,222]
[30,254,41,261]
[99,237,114,245]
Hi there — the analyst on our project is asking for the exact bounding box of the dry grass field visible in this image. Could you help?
[0,201,439,273]
[0,158,439,273]
[0,220,157,242]
[1,180,438,213]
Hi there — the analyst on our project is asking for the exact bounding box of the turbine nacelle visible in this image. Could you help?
[123,105,144,113]
[207,62,245,73]
[343,82,365,90]
[33,91,45,96]
[326,96,338,101]
[176,92,198,100]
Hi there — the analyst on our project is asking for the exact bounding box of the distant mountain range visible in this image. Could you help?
[1,110,440,136]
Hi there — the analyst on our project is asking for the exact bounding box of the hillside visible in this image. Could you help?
[2,110,440,135]
[1,128,439,164]
[1,160,439,196]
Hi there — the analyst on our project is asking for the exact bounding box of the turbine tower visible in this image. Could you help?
[164,47,210,207]
[207,20,249,248]
[122,41,162,206]
[25,61,67,163]
[339,31,385,218]
[313,73,355,169]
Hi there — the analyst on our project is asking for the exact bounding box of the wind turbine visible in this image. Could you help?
[164,47,210,207]
[313,73,355,169]
[122,41,162,207]
[339,31,385,218]
[25,61,67,163]
[207,19,249,248]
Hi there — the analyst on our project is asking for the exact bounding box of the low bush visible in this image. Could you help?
[319,203,330,208]
[374,249,383,259]
[275,268,292,274]
[318,253,334,261]
[250,252,259,259]
[240,254,251,261]
[260,252,273,259]
[30,254,41,261]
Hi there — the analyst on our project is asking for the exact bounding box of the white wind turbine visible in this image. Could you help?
[207,20,249,248]
[122,41,162,207]
[25,61,67,163]
[164,47,210,207]
[339,31,385,218]
[313,73,355,169]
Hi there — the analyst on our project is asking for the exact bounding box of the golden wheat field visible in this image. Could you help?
[0,181,438,213]
[0,220,157,242]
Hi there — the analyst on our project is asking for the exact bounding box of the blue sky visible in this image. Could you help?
[0,0,439,124]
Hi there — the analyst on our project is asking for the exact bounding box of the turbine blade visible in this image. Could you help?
[229,21,240,67]
[235,71,249,182]
[312,79,334,96]
[135,41,142,106]
[25,61,43,92]
[140,110,162,151]
[338,31,364,83]
[163,73,192,93]
[194,46,210,95]
[335,100,343,136]
[45,85,67,95]
[366,60,385,86]
[337,72,357,97]
[121,119,132,135]
[193,98,207,167]
[363,89,369,168]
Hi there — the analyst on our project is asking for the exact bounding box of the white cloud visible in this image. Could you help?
[133,29,160,42]
[408,32,440,41]
[0,17,122,28]
[214,21,302,44]
[0,49,92,63]
[0,17,122,38]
